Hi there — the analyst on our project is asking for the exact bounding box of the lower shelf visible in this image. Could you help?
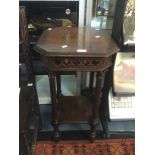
[59,96,93,123]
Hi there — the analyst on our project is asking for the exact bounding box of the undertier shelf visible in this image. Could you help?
[59,96,93,123]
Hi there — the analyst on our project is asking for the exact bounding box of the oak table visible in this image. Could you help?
[34,27,119,142]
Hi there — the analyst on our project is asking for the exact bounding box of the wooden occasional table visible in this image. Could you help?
[34,27,119,142]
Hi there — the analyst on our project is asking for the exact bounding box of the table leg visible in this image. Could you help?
[49,73,60,142]
[56,74,61,96]
[56,74,61,106]
[89,72,94,96]
[90,71,104,142]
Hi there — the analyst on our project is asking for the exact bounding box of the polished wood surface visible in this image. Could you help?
[34,27,119,57]
[59,96,93,123]
[34,27,119,142]
[34,27,119,72]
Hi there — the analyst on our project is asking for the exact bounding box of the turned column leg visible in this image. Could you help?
[56,74,61,105]
[49,73,60,142]
[90,71,104,142]
[89,72,94,96]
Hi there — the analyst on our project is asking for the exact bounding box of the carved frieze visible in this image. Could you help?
[41,56,112,72]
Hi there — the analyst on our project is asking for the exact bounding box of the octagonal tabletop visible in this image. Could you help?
[34,27,119,58]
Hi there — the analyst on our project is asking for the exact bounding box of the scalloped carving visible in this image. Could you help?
[50,57,105,68]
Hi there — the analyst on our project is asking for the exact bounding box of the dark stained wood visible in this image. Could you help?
[100,53,117,138]
[44,55,112,72]
[19,6,33,81]
[19,6,42,128]
[19,6,42,154]
[19,87,33,133]
[56,74,61,98]
[19,86,40,155]
[59,96,93,123]
[49,73,60,141]
[34,27,119,142]
[90,71,105,142]
[89,72,95,96]
[41,55,112,72]
[34,27,119,57]
[111,0,127,50]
